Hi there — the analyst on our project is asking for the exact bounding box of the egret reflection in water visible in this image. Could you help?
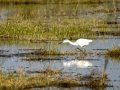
[63,60,93,68]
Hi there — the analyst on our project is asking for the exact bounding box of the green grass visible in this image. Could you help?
[1,16,120,41]
[0,0,119,41]
[0,18,94,41]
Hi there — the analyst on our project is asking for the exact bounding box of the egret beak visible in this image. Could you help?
[74,48,82,51]
[74,48,77,50]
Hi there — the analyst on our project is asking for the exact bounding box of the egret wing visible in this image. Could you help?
[76,39,92,47]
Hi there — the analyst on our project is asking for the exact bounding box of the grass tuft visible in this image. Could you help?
[106,47,120,57]
[0,67,112,90]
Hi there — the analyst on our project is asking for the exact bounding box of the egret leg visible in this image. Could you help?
[76,48,82,52]
[82,47,86,52]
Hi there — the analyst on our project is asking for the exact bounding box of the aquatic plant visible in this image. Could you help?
[106,47,120,57]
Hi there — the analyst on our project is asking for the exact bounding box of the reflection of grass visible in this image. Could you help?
[0,66,111,90]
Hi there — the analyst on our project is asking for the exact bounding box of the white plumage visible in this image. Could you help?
[63,39,92,47]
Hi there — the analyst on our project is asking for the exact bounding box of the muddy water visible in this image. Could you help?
[0,2,120,90]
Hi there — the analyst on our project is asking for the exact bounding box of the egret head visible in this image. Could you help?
[59,39,70,44]
[63,39,70,43]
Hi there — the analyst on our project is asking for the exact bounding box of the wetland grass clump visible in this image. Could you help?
[0,20,93,41]
[33,49,61,55]
[85,75,108,88]
[106,47,120,57]
[0,70,51,90]
[30,49,77,56]
[0,5,105,41]
[0,67,111,90]
[21,49,78,61]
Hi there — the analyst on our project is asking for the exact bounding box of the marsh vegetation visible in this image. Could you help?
[0,0,120,90]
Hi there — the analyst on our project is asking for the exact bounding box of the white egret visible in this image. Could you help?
[62,38,92,51]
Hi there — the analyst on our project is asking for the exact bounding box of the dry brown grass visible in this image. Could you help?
[0,66,112,90]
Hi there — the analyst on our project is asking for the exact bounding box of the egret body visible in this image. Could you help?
[63,39,92,51]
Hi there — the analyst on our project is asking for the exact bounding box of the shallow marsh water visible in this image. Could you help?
[0,2,120,90]
[0,38,120,89]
